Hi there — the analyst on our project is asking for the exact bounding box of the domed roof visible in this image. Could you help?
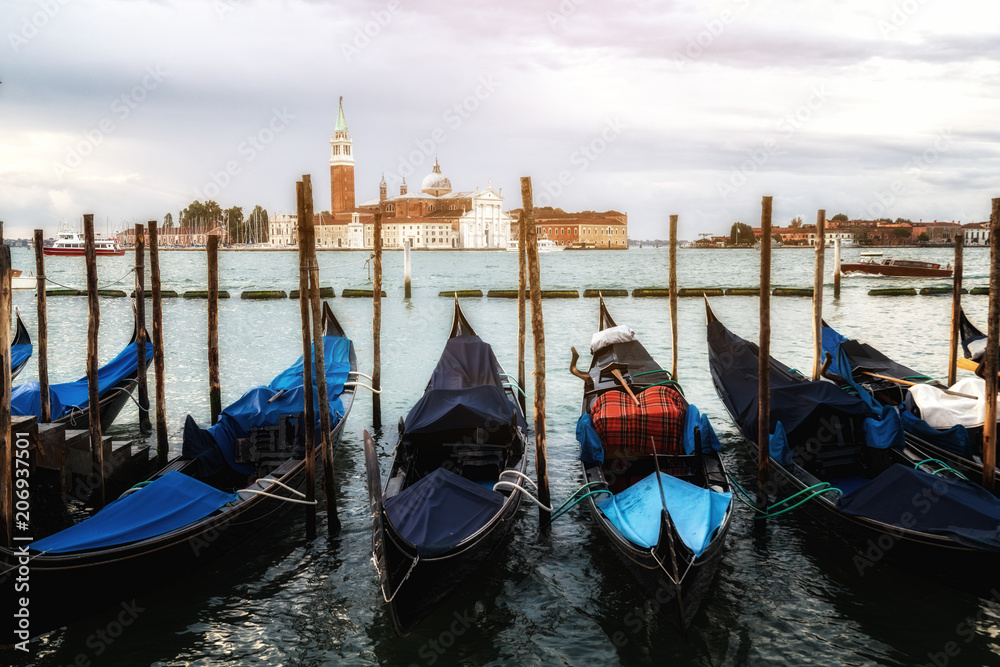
[421,158,452,196]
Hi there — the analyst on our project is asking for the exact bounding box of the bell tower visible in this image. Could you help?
[330,97,355,214]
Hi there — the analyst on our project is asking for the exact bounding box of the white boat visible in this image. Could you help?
[44,228,124,256]
[506,237,565,253]
[11,270,36,290]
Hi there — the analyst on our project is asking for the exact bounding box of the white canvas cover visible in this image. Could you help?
[591,324,636,354]
[908,378,996,429]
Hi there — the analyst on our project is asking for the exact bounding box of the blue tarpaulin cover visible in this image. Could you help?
[769,422,792,466]
[577,413,605,467]
[596,471,732,556]
[384,467,505,556]
[11,340,153,421]
[30,471,237,554]
[837,465,1000,551]
[682,404,722,455]
[183,336,351,475]
[708,318,877,444]
[900,409,974,458]
[404,334,524,434]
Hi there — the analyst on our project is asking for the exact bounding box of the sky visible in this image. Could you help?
[2,0,999,241]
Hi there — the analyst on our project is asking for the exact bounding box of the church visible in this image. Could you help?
[270,98,513,249]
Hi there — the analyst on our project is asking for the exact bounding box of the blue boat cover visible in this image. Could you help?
[900,409,974,458]
[384,467,505,556]
[577,413,604,467]
[682,404,722,455]
[404,334,524,434]
[707,318,877,444]
[11,343,31,375]
[30,471,237,554]
[596,471,732,556]
[837,465,1000,551]
[182,336,351,476]
[769,421,792,466]
[11,340,153,421]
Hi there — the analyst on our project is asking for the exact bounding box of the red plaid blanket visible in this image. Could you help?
[590,386,685,457]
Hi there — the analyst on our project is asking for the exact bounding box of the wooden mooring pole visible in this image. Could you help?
[134,224,150,433]
[372,208,383,429]
[833,238,842,300]
[812,210,826,380]
[948,235,964,387]
[517,211,527,415]
[0,244,11,546]
[669,214,679,380]
[757,196,773,508]
[403,238,412,299]
[303,175,340,535]
[83,214,105,507]
[207,235,221,425]
[982,198,1000,494]
[296,180,317,540]
[148,221,168,466]
[34,229,50,424]
[521,177,551,527]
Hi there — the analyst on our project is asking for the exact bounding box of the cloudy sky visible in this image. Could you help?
[3,0,999,241]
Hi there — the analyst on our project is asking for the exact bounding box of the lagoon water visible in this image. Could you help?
[9,245,1000,666]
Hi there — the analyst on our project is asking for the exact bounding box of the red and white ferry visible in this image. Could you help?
[43,229,125,256]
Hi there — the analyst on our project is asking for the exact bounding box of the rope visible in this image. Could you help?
[548,489,612,522]
[726,472,841,519]
[640,379,685,396]
[236,489,317,505]
[492,481,552,511]
[913,457,968,480]
[378,553,419,603]
[43,267,137,292]
[502,382,527,398]
[498,469,537,489]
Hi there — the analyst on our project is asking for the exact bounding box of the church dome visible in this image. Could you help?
[421,158,452,196]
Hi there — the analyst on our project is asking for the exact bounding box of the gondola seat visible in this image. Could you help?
[591,385,686,458]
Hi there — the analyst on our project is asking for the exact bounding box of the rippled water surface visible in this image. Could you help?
[9,245,1000,666]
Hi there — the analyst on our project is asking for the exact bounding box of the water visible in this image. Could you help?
[9,245,1000,666]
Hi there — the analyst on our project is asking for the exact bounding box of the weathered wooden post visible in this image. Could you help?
[296,181,317,540]
[812,210,826,380]
[134,224,150,433]
[948,235,964,386]
[147,221,168,466]
[373,208,383,429]
[517,211,527,415]
[669,214,678,380]
[303,174,340,535]
[403,238,412,299]
[758,196,773,508]
[83,214,105,507]
[521,177,551,527]
[207,235,221,425]
[0,244,11,546]
[982,198,1000,494]
[34,229,50,424]
[833,238,842,299]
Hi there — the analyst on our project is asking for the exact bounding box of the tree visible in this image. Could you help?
[247,205,269,244]
[790,216,803,228]
[181,200,223,227]
[894,217,912,223]
[728,222,755,246]
[892,227,911,239]
[225,206,244,243]
[163,212,174,228]
[918,232,930,242]
[832,213,848,222]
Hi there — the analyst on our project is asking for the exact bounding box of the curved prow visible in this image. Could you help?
[598,296,617,331]
[449,296,478,338]
[704,295,719,325]
[570,347,589,381]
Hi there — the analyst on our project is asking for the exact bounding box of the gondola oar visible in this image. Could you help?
[861,371,977,399]
[611,368,640,406]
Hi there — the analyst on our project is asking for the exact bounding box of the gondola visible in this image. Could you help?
[10,307,31,380]
[570,298,733,632]
[10,314,152,431]
[706,300,1000,598]
[958,308,989,369]
[1,302,357,642]
[364,298,528,636]
[820,318,999,489]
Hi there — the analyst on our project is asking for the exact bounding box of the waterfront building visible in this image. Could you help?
[509,208,629,248]
[117,225,227,247]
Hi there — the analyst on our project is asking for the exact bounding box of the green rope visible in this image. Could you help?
[754,487,841,519]
[632,370,670,378]
[640,379,685,396]
[726,473,841,519]
[913,458,968,480]
[548,489,613,522]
